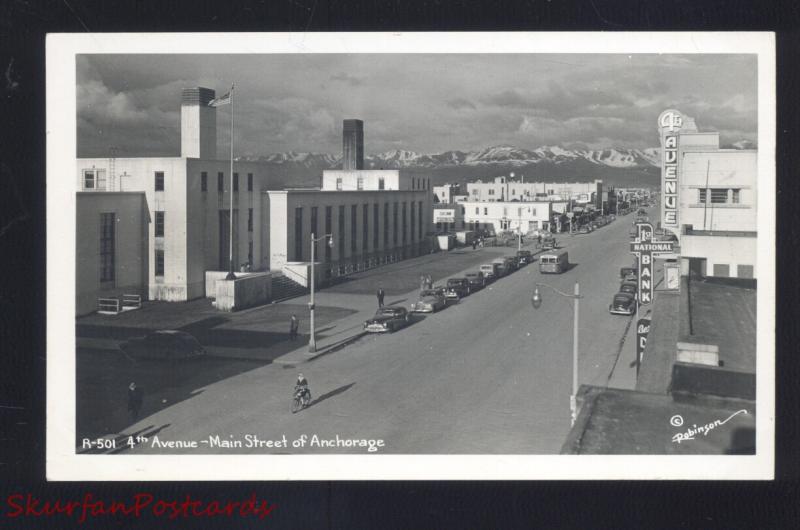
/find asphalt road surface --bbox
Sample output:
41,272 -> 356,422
115,211 -> 645,455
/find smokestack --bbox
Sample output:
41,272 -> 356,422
181,87 -> 217,159
342,119 -> 364,170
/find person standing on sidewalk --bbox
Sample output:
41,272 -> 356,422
127,382 -> 143,422
289,314 -> 299,341
377,287 -> 385,308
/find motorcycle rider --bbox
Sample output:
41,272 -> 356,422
295,373 -> 310,404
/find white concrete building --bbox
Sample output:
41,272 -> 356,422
462,200 -> 558,234
466,176 -> 603,206
77,87 -> 273,302
432,183 -> 461,204
656,109 -> 757,280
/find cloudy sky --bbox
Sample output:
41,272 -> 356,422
77,54 -> 757,158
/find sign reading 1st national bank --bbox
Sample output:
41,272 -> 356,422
658,109 -> 682,229
630,222 -> 674,305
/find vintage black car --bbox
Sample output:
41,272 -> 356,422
608,292 -> 636,315
445,277 -> 470,300
120,330 -> 205,360
516,249 -> 533,265
364,306 -> 411,333
620,281 -> 638,300
464,271 -> 486,290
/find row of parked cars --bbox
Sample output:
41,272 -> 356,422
362,249 -> 536,334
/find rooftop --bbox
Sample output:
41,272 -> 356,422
683,277 -> 757,373
562,385 -> 755,454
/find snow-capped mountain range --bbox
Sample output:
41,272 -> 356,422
242,145 -> 663,170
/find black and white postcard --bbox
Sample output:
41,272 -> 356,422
46,32 -> 775,480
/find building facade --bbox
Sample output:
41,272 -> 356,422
657,109 -> 757,280
432,183 -> 462,204
268,186 -> 433,279
466,176 -> 603,206
76,192 -> 149,315
77,87 -> 274,303
461,200 -> 559,234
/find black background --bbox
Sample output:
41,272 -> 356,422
0,0 -> 798,528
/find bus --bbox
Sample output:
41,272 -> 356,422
539,251 -> 570,274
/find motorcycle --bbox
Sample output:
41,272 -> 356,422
291,385 -> 312,413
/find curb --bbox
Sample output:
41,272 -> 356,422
273,331 -> 368,365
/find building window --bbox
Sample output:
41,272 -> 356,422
737,264 -> 754,279
512,189 -> 516,196
248,208 -> 253,232
294,207 -> 303,261
362,204 -> 369,251
402,202 -> 407,244
338,206 -> 346,257
201,171 -> 208,192
713,263 -> 730,277
475,207 -> 479,215
384,202 -> 390,246
393,202 -> 398,245
373,204 -> 380,249
155,249 -> 165,277
710,189 -> 728,204
379,177 -> 385,190
484,208 -> 488,215
154,211 -> 165,237
418,201 -> 423,240
218,172 -> 224,192
351,205 -> 358,253
732,189 -> 741,204
357,177 -> 364,190
83,169 -> 107,191
410,202 -> 415,241
155,171 -> 165,191
233,173 -> 239,192
247,173 -> 253,192
99,213 -> 115,282
248,242 -> 253,265
325,206 -> 332,261
698,189 -> 707,203
336,177 -> 343,191
488,189 -> 495,195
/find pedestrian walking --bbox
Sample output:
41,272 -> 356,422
472,239 -> 477,250
127,382 -> 143,422
377,287 -> 385,308
289,314 -> 299,341
425,274 -> 433,290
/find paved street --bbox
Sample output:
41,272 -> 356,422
78,210 -> 648,454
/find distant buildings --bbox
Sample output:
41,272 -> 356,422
466,176 -> 605,209
432,183 -> 461,204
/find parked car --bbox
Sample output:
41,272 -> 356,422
465,271 -> 486,290
120,330 -> 205,360
577,225 -> 592,234
516,249 -> 533,265
480,262 -> 501,281
410,289 -> 448,313
364,306 -> 411,333
445,278 -> 471,300
492,258 -> 509,278
619,267 -> 638,282
619,281 -> 638,299
503,255 -> 519,273
608,292 -> 636,315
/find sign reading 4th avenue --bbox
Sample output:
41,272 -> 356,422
630,222 -> 674,305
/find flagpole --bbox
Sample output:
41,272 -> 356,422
227,84 -> 235,280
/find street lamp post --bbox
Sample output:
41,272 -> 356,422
308,232 -> 334,353
531,281 -> 582,426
